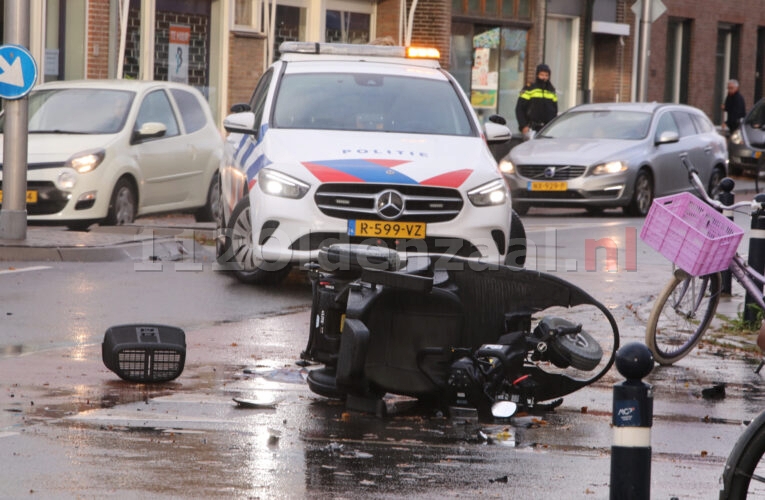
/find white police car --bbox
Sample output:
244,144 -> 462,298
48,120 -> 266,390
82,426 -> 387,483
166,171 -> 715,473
217,42 -> 523,284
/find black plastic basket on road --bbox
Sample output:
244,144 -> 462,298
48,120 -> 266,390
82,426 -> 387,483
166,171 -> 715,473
102,324 -> 186,383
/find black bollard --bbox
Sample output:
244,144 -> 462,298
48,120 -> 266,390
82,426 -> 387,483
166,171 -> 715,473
716,178 -> 735,295
610,342 -> 654,500
744,194 -> 765,324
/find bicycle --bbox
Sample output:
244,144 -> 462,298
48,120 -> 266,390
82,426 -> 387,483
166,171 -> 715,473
720,409 -> 765,498
637,155 -> 765,497
642,154 -> 765,366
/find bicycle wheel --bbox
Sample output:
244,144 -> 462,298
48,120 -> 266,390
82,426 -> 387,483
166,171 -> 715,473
721,411 -> 765,498
645,270 -> 721,365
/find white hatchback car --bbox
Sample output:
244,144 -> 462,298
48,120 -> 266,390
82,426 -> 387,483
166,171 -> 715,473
217,42 -> 524,285
0,79 -> 225,230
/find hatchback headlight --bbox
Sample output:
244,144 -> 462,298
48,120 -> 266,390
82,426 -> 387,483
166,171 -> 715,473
730,129 -> 743,145
65,149 -> 105,174
258,168 -> 310,199
56,170 -> 77,190
591,160 -> 627,175
498,158 -> 515,175
467,179 -> 508,206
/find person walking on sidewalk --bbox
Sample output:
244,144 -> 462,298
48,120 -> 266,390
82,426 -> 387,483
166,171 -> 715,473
723,79 -> 746,133
515,63 -> 558,138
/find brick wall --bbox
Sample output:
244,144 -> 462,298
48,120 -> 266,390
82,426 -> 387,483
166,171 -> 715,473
228,33 -> 267,110
634,0 -> 765,119
386,0 -> 451,68
87,0 -> 111,78
519,0 -> 545,86
375,0 -> 401,43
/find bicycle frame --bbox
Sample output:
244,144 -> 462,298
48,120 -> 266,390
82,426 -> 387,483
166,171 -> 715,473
730,255 -> 765,309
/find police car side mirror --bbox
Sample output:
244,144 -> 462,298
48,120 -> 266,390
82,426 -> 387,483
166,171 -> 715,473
223,111 -> 257,136
487,114 -> 507,126
230,103 -> 251,113
485,121 -> 512,144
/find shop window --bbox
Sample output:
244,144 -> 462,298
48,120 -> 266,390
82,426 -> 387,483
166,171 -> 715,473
454,0 -> 532,20
485,0 -> 498,17
325,10 -> 370,44
453,25 -> 527,129
272,5 -> 307,59
517,0 -> 530,18
664,19 -> 691,104
234,0 -> 260,30
714,23 -> 741,124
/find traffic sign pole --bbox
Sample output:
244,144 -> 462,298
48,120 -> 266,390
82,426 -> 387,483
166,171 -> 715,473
0,0 -> 35,240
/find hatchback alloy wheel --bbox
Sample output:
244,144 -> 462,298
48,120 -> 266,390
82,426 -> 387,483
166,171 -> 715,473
105,178 -> 136,225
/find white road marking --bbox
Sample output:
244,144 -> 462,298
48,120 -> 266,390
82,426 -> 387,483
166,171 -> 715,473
0,265 -> 52,275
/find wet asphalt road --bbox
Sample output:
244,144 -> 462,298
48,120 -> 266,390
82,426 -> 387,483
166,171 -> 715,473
1,209 -> 764,498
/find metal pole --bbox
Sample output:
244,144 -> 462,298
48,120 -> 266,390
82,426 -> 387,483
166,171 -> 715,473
745,193 -> 765,324
636,0 -> 653,102
581,0 -> 594,104
717,179 -> 736,295
117,0 -> 129,79
0,0 -> 30,241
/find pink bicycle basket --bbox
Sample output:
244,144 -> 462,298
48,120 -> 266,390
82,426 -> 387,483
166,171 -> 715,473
640,192 -> 744,276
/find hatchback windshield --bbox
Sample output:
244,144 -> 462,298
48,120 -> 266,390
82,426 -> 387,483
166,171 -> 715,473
18,89 -> 136,134
539,110 -> 652,140
272,73 -> 474,136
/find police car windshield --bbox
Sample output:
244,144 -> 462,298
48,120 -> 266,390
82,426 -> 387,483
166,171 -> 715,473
538,110 -> 652,140
272,73 -> 474,136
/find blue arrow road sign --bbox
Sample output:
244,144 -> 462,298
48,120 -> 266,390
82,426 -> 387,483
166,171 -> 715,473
0,45 -> 37,99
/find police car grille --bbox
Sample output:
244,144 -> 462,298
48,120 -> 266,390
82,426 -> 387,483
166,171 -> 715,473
518,165 -> 586,180
314,184 -> 463,223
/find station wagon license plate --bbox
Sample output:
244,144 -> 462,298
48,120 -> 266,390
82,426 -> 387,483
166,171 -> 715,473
527,181 -> 567,191
348,219 -> 426,239
0,190 -> 38,203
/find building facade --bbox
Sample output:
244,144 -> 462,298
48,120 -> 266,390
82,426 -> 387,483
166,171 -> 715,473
10,0 -> 765,133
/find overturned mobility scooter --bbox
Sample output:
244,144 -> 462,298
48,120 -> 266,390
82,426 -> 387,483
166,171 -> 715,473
302,244 -> 620,419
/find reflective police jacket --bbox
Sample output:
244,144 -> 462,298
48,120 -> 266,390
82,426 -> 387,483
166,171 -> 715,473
515,80 -> 558,131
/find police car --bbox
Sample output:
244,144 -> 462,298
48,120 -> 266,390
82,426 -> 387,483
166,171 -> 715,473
216,42 -> 523,284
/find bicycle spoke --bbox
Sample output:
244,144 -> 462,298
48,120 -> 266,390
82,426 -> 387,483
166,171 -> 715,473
646,273 -> 721,364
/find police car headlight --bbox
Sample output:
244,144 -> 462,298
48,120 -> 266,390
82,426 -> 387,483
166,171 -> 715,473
258,168 -> 310,199
591,160 -> 628,175
468,179 -> 508,206
730,129 -> 743,145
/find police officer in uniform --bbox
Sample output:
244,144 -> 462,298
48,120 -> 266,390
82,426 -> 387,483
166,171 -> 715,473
515,63 -> 558,137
